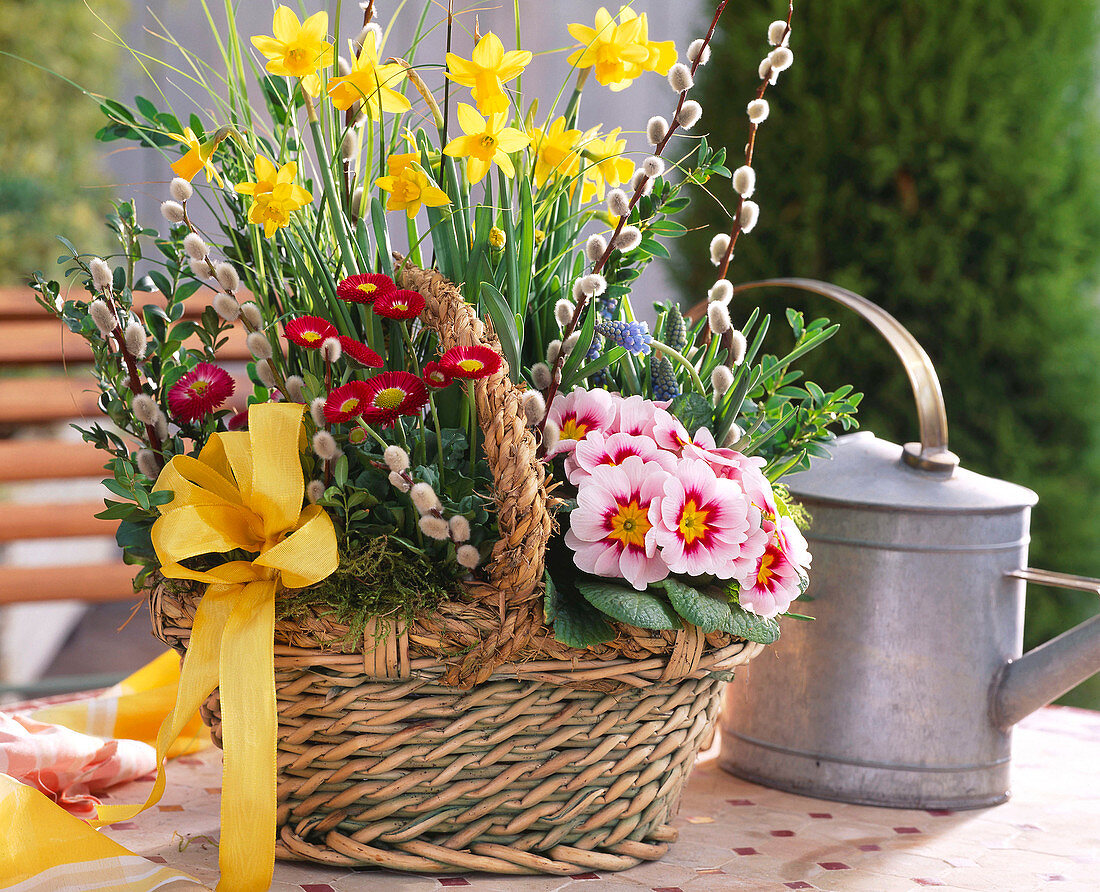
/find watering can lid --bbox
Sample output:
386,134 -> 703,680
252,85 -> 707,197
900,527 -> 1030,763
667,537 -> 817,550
785,432 -> 1038,512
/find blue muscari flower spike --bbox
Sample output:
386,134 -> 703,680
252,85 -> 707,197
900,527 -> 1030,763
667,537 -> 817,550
597,295 -> 619,321
651,355 -> 679,401
595,319 -> 652,356
585,338 -> 611,388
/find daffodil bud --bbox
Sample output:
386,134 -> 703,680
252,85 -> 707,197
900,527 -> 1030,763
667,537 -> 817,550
676,100 -> 702,130
161,201 -> 185,224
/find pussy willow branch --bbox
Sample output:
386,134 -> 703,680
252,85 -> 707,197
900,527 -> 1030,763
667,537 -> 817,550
717,1 -> 794,280
98,289 -> 163,455
538,0 -> 730,435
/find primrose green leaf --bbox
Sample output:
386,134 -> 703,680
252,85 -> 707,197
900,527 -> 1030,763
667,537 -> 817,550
577,580 -> 681,630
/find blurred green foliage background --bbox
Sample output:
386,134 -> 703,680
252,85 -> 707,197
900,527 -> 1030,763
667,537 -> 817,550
0,0 -> 125,285
679,1 -> 1100,707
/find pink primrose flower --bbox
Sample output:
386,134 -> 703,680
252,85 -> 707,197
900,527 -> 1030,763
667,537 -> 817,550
680,436 -> 779,516
545,386 -> 616,458
607,394 -> 671,439
735,516 -> 806,618
565,430 -> 678,485
564,455 -> 671,590
651,458 -> 759,579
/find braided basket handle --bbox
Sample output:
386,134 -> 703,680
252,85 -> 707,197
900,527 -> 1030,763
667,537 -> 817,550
398,264 -> 552,612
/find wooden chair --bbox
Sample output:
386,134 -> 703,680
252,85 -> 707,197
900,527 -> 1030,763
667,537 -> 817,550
0,286 -> 251,606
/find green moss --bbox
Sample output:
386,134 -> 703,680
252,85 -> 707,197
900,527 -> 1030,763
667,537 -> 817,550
276,535 -> 462,645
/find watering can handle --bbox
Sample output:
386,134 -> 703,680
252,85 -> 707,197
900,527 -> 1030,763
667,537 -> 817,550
726,278 -> 960,473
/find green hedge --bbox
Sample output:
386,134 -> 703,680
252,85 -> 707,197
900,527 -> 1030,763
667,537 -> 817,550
0,0 -> 124,285
678,1 -> 1100,707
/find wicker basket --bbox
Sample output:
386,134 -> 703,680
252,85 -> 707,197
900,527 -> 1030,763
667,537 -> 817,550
148,264 -> 767,874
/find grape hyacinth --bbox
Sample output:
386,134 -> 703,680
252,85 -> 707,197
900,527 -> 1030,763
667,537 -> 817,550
651,355 -> 679,401
595,320 -> 652,356
664,304 -> 688,353
584,338 -> 611,388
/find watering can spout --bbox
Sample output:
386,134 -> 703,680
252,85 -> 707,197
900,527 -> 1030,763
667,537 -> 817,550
992,569 -> 1100,730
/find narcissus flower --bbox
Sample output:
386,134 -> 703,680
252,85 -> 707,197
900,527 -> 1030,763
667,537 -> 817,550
251,6 -> 333,97
565,455 -> 670,590
651,458 -> 760,579
337,336 -> 383,368
567,7 -> 650,91
285,315 -> 338,348
167,362 -> 235,423
168,127 -> 226,184
443,103 -> 531,184
446,32 -> 532,116
234,158 -> 312,237
336,273 -> 397,304
528,117 -> 582,188
373,289 -> 425,320
581,127 -> 634,201
327,30 -> 410,118
545,386 -> 616,458
439,345 -> 502,380
376,160 -> 450,218
359,371 -> 429,427
422,361 -> 452,388
323,381 -> 372,423
622,7 -> 677,76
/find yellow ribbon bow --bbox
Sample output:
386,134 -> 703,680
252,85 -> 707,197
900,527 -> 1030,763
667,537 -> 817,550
96,402 -> 339,892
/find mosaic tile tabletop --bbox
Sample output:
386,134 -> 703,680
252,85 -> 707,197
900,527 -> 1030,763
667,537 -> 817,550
85,706 -> 1099,891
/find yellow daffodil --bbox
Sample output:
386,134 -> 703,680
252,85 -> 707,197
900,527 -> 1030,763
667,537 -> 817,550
234,157 -> 312,237
168,127 -> 224,184
376,159 -> 450,218
446,32 -> 532,116
251,6 -> 332,97
327,31 -> 410,119
443,103 -> 530,184
567,7 -> 650,91
384,151 -> 420,177
581,127 -> 634,201
528,117 -> 583,188
621,8 -> 677,76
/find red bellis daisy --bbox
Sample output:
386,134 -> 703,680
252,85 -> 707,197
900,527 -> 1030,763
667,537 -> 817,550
439,344 -> 502,379
373,289 -> 425,320
336,273 -> 397,304
359,371 -> 429,427
285,315 -> 338,348
167,362 -> 235,423
422,361 -> 452,388
323,381 -> 372,423
338,336 -> 384,368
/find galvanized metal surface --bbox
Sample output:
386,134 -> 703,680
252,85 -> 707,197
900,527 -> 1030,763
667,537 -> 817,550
719,432 -> 1100,809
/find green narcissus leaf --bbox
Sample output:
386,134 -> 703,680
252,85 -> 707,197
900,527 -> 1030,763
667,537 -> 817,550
576,580 -> 680,630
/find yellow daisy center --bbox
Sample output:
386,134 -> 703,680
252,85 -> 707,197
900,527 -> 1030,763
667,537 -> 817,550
339,397 -> 360,414
373,387 -> 406,410
189,380 -> 210,396
302,331 -> 322,343
678,498 -> 710,546
357,282 -> 378,294
457,358 -> 484,373
607,499 -> 651,550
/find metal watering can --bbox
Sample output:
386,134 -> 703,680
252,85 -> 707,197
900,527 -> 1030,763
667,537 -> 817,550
715,279 -> 1100,809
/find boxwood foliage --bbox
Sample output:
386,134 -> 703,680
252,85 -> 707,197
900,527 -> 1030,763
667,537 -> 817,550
677,0 -> 1100,706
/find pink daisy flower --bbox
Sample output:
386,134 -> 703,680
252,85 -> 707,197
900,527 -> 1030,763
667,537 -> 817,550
337,336 -> 384,369
373,289 -> 425,320
735,517 -> 806,618
545,386 -> 616,459
439,345 -> 502,380
323,381 -> 372,423
565,430 -> 678,485
565,455 -> 671,591
285,315 -> 338,348
167,362 -> 235,423
358,371 -> 429,427
650,458 -> 760,579
422,361 -> 452,388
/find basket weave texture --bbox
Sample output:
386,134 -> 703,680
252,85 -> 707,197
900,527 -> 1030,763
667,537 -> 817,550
147,265 -> 767,874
